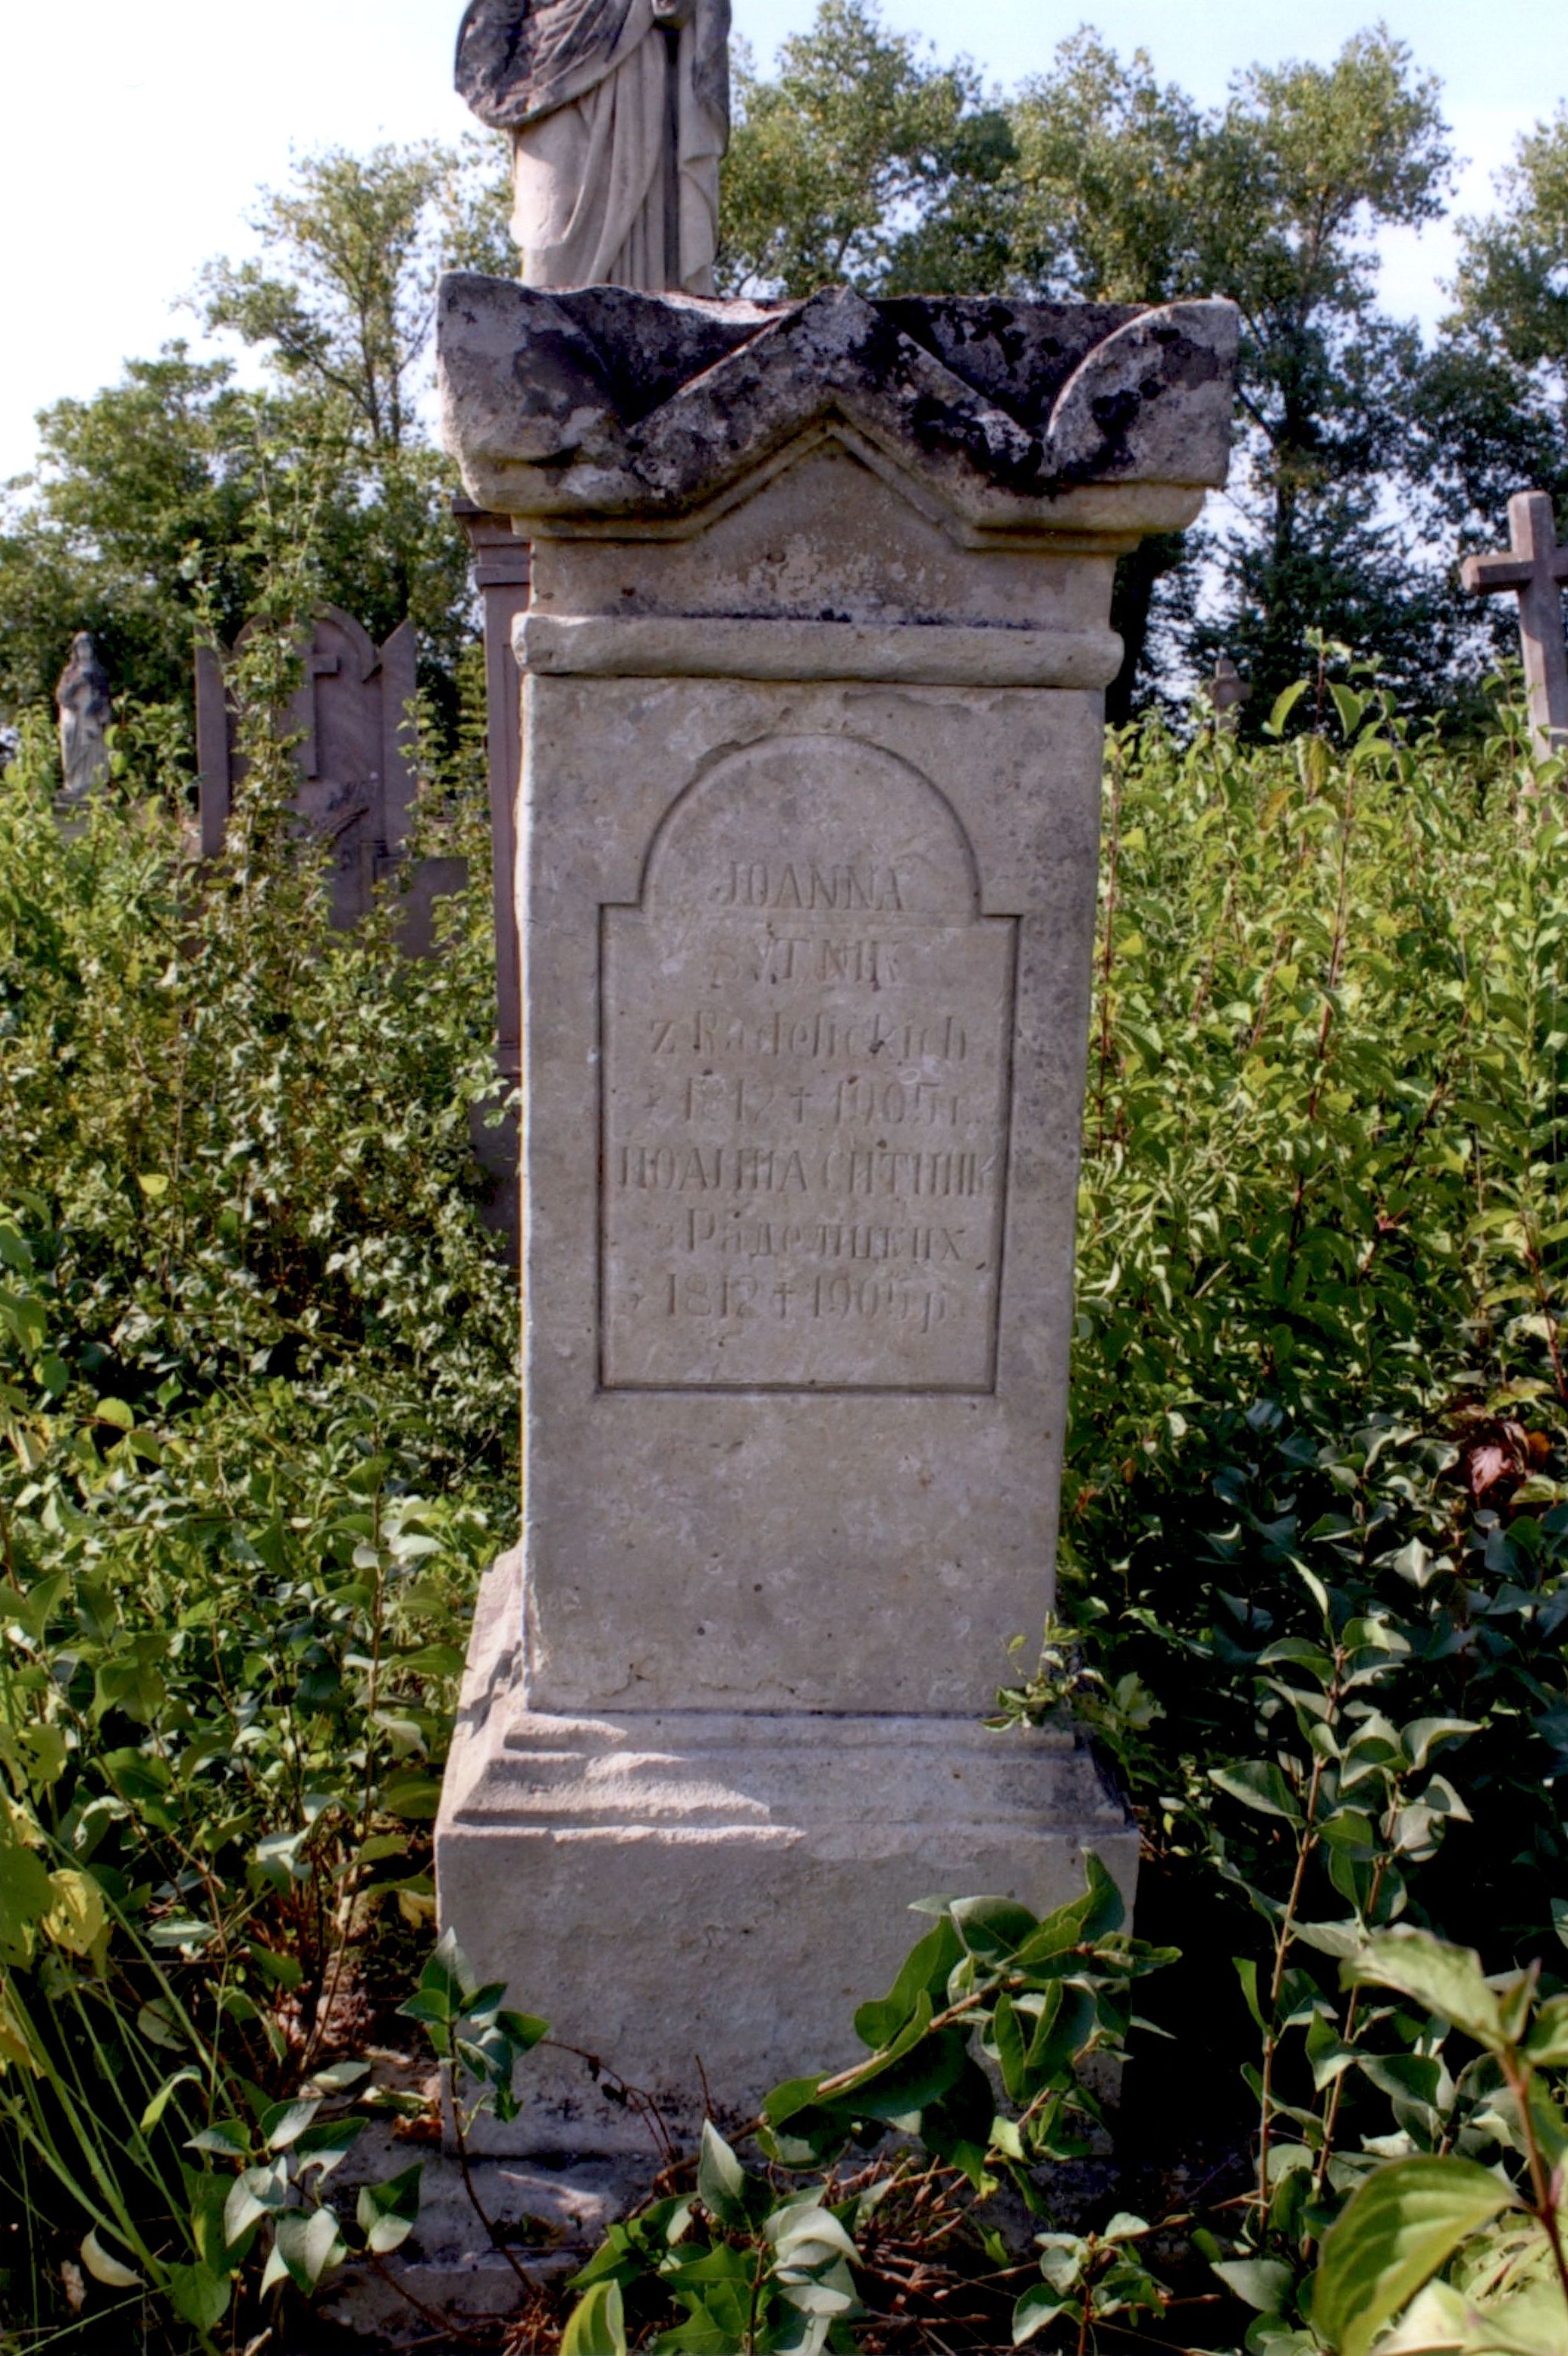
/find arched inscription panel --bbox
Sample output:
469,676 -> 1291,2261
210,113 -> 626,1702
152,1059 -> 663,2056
601,735 -> 1016,1390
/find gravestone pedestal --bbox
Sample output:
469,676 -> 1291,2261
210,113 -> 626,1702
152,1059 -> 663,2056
435,281 -> 1237,2151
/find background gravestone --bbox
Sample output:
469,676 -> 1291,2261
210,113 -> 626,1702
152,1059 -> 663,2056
453,500 -> 527,1093
195,606 -> 439,933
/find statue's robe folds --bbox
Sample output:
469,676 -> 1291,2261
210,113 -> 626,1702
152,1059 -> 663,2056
456,0 -> 729,294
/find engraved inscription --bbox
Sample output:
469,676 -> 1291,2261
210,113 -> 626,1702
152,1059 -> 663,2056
601,735 -> 1015,1389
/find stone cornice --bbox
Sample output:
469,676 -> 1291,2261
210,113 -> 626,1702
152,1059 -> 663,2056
439,278 -> 1238,540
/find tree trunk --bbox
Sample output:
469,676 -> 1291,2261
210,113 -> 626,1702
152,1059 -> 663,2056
1107,536 -> 1187,723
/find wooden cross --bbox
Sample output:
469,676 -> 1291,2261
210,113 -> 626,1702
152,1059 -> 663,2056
1461,491 -> 1568,761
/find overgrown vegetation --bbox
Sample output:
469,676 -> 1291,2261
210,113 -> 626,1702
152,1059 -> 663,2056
4,3 -> 1568,2341
720,4 -> 1568,718
7,632 -> 1568,2348
0,591 -> 516,2347
5,6 -> 1566,734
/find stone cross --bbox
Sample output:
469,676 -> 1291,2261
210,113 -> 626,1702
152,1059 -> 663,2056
302,648 -> 342,780
434,275 -> 1239,2152
1460,491 -> 1568,761
54,632 -> 113,807
1204,652 -> 1253,734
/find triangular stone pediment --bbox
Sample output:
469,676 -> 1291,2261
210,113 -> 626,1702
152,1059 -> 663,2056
440,279 -> 1238,531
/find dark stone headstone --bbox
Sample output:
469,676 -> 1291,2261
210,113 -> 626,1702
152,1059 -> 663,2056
196,607 -> 424,931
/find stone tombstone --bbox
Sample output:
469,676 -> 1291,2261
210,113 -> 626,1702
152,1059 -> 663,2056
435,278 -> 1239,2150
196,607 -> 422,930
55,632 -> 113,807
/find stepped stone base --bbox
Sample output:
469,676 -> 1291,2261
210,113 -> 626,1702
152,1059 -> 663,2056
435,1552 -> 1137,2156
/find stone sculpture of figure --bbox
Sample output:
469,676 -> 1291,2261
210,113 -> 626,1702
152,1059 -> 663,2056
55,633 -> 113,806
455,0 -> 729,295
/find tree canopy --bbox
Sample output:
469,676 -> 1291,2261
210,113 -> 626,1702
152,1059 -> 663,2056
1,6 -> 1564,736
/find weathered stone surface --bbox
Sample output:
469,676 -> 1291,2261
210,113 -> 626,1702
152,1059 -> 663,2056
601,733 -> 1013,1393
321,2102 -> 643,2343
438,278 -> 1237,524
55,632 -> 112,807
435,279 -> 1237,2151
444,1554 -> 1137,2154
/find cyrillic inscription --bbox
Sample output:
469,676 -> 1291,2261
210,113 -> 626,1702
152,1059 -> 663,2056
601,735 -> 1014,1388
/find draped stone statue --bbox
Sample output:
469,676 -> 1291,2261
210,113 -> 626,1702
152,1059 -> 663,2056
455,0 -> 729,294
55,634 -> 113,807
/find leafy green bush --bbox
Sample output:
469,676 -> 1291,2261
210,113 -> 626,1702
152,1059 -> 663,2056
1004,674 -> 1568,2342
8,643 -> 1568,2351
557,1859 -> 1172,2355
0,610 -> 514,2345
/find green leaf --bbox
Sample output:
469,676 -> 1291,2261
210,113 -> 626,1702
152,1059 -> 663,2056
852,1915 -> 962,2050
561,2279 -> 628,2355
1236,1956 -> 1268,2031
1329,682 -> 1366,740
697,2120 -> 748,2226
1025,1981 -> 1095,2080
1400,1718 -> 1480,1772
1214,2256 -> 1295,2314
1344,1931 -> 1507,2050
1526,1994 -> 1568,2066
993,1990 -> 1030,2104
225,2160 -> 287,2245
249,1946 -> 303,1992
93,1639 -> 168,1727
1266,680 -> 1309,736
949,1895 -> 1041,1959
381,1771 -> 445,1821
357,2162 -> 424,2255
1310,2156 -> 1519,2355
497,2007 -> 550,2053
1211,1761 -> 1303,1824
187,2119 -> 251,2159
140,2066 -> 202,2132
81,2228 -> 143,2289
260,2096 -> 321,2151
0,1842 -> 55,1965
265,2206 -> 347,2293
395,1642 -> 466,1678
167,2260 -> 232,2332
304,2059 -> 371,2094
293,2116 -> 363,2176
1014,2280 -> 1070,2342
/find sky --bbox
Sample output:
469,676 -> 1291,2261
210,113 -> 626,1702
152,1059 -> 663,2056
1,0 -> 1565,487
